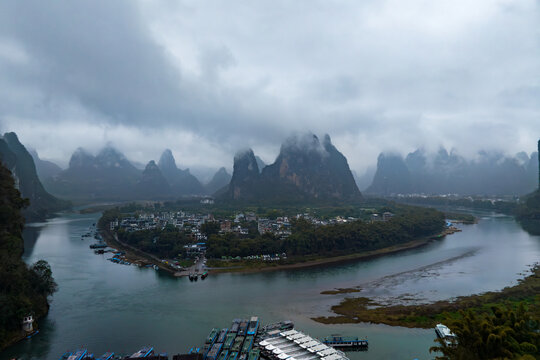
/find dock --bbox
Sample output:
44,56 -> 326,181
259,329 -> 351,360
56,317 -> 365,360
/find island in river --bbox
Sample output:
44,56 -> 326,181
96,202 -> 452,274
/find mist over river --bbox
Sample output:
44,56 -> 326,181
2,211 -> 539,360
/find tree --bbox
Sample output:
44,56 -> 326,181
430,304 -> 539,359
201,221 -> 220,236
31,260 -> 57,296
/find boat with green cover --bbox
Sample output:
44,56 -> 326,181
227,351 -> 239,360
231,336 -> 244,352
206,328 -> 220,344
248,349 -> 260,360
217,350 -> 229,360
223,333 -> 236,349
241,336 -> 254,354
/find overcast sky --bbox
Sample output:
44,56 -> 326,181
0,0 -> 539,177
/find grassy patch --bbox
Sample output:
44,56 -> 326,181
314,266 -> 540,328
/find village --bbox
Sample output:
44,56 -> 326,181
101,209 -> 397,272
108,210 -> 396,243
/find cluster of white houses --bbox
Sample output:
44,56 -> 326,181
109,211 -> 297,240
110,211 -> 211,241
370,212 -> 394,222
109,210 -> 395,243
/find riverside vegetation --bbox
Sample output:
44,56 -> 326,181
315,265 -> 540,359
0,163 -> 57,350
516,190 -> 540,235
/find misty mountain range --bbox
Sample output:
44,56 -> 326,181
366,148 -> 539,196
1,130 -> 539,216
38,132 -> 361,204
40,147 -> 232,201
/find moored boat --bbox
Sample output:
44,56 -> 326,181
238,320 -> 248,336
67,349 -> 87,360
248,348 -> 260,360
128,346 -> 154,358
230,319 -> 241,333
217,350 -> 229,360
231,336 -> 245,352
89,243 -> 107,249
217,328 -> 229,343
96,352 -> 114,360
206,327 -> 220,344
206,342 -> 223,360
59,352 -> 72,360
26,329 -> 39,339
435,323 -> 457,346
321,335 -> 368,350
261,320 -> 293,333
247,316 -> 259,336
224,333 -> 237,349
241,336 -> 254,354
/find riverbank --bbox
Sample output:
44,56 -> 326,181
313,263 -> 540,328
210,238 -> 431,274
1,326 -> 41,352
99,220 -> 461,276
99,228 -> 177,274
208,225 -> 461,274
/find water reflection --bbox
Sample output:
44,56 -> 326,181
519,219 -> 540,235
22,225 -> 41,259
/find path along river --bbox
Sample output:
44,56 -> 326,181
2,211 -> 539,360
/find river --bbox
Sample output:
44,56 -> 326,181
1,211 -> 539,360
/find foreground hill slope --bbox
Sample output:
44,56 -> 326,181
0,162 -> 56,350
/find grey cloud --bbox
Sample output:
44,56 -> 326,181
0,0 -> 539,174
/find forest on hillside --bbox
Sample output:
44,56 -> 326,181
0,163 -> 56,350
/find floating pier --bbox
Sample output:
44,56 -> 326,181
259,330 -> 352,360
321,336 -> 368,351
57,317 -> 365,360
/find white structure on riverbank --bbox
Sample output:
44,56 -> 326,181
22,315 -> 34,333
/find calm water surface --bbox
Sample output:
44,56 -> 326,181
2,212 -> 539,360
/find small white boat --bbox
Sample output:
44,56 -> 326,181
435,323 -> 457,346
